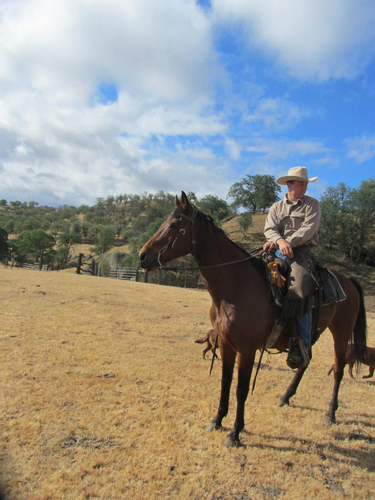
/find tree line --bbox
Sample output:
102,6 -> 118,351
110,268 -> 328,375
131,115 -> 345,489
0,175 -> 374,269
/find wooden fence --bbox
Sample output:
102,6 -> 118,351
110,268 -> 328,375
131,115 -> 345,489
109,268 -> 139,281
12,251 -> 205,290
22,263 -> 48,271
108,266 -> 205,289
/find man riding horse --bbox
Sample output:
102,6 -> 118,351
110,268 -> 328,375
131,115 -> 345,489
263,166 -> 320,369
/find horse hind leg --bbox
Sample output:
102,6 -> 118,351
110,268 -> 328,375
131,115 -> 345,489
325,365 -> 344,424
325,327 -> 348,424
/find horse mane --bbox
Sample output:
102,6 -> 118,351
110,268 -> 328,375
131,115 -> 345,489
190,206 -> 267,278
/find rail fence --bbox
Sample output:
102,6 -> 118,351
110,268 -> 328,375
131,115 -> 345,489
9,255 -> 206,290
22,263 -> 48,271
109,268 -> 139,281
108,266 -> 205,289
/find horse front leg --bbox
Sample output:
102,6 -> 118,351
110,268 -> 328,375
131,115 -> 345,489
206,343 -> 236,432
277,366 -> 308,407
225,351 -> 256,448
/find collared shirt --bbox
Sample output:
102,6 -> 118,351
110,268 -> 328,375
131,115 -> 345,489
264,194 -> 321,248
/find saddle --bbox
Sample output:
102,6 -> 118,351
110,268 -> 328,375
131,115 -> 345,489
263,251 -> 347,349
264,251 -> 346,309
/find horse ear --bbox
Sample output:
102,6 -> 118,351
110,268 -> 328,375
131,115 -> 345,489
175,195 -> 182,209
181,191 -> 190,210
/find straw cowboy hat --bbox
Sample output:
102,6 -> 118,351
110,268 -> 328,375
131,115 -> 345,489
276,166 -> 318,185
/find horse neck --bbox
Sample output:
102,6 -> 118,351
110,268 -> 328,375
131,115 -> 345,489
193,218 -> 260,302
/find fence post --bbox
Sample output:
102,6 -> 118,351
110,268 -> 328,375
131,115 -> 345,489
39,251 -> 44,271
136,268 -> 139,282
77,253 -> 83,274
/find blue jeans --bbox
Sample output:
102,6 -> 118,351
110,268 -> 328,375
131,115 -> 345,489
295,311 -> 312,352
275,249 -> 286,261
277,250 -> 312,351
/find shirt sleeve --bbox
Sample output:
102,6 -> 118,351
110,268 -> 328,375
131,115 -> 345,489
286,200 -> 321,247
264,204 -> 284,245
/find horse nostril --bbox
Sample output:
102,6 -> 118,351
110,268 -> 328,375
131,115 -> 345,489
140,252 -> 146,262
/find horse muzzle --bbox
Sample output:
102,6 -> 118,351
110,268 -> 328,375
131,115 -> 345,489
139,251 -> 159,271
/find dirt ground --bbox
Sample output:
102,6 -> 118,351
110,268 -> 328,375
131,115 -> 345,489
1,267 -> 375,500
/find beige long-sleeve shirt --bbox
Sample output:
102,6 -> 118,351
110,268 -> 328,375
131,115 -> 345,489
264,195 -> 321,248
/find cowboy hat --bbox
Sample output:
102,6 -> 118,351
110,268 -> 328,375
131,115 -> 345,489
276,166 -> 318,185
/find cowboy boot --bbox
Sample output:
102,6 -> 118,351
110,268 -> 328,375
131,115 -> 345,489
287,320 -> 310,369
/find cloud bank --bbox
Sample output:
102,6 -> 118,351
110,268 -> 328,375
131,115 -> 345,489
0,0 -> 374,206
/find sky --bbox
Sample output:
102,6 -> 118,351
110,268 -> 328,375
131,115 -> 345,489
0,0 -> 375,207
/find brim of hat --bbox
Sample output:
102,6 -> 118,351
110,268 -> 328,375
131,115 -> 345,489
277,175 -> 318,185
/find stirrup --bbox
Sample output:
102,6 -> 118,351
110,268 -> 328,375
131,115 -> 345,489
287,337 -> 310,369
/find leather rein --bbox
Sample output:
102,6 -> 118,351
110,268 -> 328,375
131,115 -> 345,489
156,205 -> 263,272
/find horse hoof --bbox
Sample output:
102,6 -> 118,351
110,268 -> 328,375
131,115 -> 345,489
224,436 -> 240,448
206,422 -> 221,432
276,398 -> 288,407
324,414 -> 336,425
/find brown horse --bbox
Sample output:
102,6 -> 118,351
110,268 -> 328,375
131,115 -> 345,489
139,192 -> 367,446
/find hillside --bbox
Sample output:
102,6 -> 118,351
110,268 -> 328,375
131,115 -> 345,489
2,196 -> 375,294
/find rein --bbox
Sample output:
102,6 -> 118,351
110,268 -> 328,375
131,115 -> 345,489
156,205 -> 263,272
159,248 -> 264,272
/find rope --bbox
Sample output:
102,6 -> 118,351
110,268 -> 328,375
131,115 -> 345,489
159,247 -> 264,272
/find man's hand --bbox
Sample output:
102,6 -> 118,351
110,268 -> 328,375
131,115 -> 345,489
277,238 -> 294,258
263,241 -> 276,252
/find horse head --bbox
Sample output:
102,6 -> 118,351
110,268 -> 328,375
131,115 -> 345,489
139,191 -> 197,271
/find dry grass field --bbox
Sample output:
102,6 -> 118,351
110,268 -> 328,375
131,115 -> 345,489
1,266 -> 375,500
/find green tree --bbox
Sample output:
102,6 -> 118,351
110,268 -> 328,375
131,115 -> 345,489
198,195 -> 233,221
58,230 -> 82,252
15,230 -> 55,260
55,247 -> 70,268
50,221 -> 70,238
91,225 -> 116,255
237,212 -> 253,241
350,179 -> 375,259
0,228 -> 9,260
319,180 -> 375,262
228,174 -> 281,212
319,186 -> 351,250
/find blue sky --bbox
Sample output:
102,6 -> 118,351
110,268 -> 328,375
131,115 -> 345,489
0,0 -> 374,207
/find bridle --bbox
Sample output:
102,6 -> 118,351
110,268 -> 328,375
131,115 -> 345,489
157,205 -> 198,269
156,205 -> 263,271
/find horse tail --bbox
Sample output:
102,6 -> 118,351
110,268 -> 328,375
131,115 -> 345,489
349,277 -> 367,365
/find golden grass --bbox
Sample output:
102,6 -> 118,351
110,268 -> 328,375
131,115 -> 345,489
1,267 -> 375,499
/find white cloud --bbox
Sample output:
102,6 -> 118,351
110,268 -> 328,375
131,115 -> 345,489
246,138 -> 333,162
0,0 -> 215,102
0,0 -> 372,207
212,0 -> 375,80
245,97 -> 309,132
0,0 -> 230,205
225,138 -> 241,160
345,135 -> 375,164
